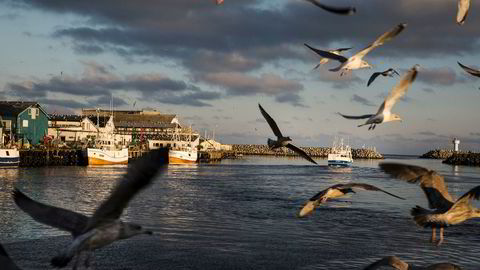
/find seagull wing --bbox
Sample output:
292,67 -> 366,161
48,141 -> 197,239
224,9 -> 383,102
458,61 -> 480,77
448,185 -> 480,213
303,0 -> 356,15
341,183 -> 405,200
363,256 -> 408,270
13,188 -> 89,237
258,103 -> 283,138
0,243 -> 21,270
304,43 -> 348,63
285,143 -> 318,165
382,65 -> 418,113
334,47 -> 352,53
457,0 -> 470,25
355,23 -> 407,59
338,112 -> 374,120
85,148 -> 167,230
379,163 -> 454,209
367,72 -> 382,87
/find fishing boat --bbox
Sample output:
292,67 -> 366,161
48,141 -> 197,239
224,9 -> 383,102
148,127 -> 198,164
0,148 -> 20,167
328,138 -> 353,167
85,115 -> 128,165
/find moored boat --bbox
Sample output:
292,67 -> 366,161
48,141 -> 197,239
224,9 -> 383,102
0,148 -> 20,167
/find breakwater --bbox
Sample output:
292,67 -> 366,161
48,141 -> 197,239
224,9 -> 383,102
231,144 -> 383,159
443,152 -> 480,166
419,149 -> 459,159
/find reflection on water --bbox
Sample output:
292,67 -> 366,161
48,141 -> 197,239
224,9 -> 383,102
1,157 -> 480,269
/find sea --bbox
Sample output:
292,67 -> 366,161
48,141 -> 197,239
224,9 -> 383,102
1,155 -> 480,269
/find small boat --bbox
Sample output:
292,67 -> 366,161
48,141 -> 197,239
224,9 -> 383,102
328,138 -> 353,167
0,148 -> 20,167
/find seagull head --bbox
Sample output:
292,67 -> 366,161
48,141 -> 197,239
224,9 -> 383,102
360,61 -> 372,69
121,223 -> 154,239
297,201 -> 316,218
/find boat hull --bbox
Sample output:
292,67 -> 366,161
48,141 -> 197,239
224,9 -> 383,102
169,150 -> 197,164
0,149 -> 20,167
86,148 -> 128,165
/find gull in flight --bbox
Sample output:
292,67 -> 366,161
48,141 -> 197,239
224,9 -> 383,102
303,0 -> 356,15
0,243 -> 21,270
306,23 -> 406,76
298,183 -> 404,217
367,68 -> 400,87
457,0 -> 470,25
457,61 -> 480,77
364,256 -> 462,270
258,103 -> 317,165
379,162 -> 480,246
338,65 -> 418,130
304,43 -> 351,69
13,148 -> 167,269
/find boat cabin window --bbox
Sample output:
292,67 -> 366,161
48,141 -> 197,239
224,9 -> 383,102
6,151 -> 9,156
160,143 -> 163,147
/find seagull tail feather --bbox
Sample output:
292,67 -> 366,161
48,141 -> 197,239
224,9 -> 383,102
267,138 -> 276,149
411,205 -> 437,227
51,253 -> 74,268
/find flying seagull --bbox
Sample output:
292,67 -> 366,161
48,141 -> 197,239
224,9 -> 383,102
457,61 -> 480,77
457,0 -> 470,25
0,243 -> 21,270
304,43 -> 351,69
303,0 -> 356,15
367,68 -> 400,87
338,64 -> 418,130
364,256 -> 462,270
13,148 -> 168,268
379,162 -> 480,246
258,103 -> 317,165
304,23 -> 406,76
298,183 -> 404,217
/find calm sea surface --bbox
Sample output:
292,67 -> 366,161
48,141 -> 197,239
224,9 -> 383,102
1,156 -> 480,269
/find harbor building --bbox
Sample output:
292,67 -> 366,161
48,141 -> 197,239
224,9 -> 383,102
0,101 -> 48,145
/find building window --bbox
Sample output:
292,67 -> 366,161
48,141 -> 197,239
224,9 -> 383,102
22,120 -> 28,127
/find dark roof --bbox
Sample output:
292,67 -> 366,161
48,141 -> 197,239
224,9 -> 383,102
48,114 -> 83,122
86,116 -> 111,128
0,101 -> 39,117
114,114 -> 177,128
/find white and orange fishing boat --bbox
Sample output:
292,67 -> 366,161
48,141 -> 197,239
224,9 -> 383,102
148,127 -> 198,164
86,128 -> 128,165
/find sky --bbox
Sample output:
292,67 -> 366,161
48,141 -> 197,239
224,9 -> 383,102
0,0 -> 479,155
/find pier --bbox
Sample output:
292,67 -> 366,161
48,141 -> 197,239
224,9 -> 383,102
19,149 -> 82,167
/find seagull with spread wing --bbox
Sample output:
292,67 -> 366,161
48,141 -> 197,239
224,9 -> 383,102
458,61 -> 480,77
258,103 -> 317,165
364,256 -> 462,270
304,43 -> 351,69
298,183 -> 404,217
338,64 -> 418,130
305,23 -> 406,76
0,243 -> 21,270
13,148 -> 167,269
303,0 -> 356,15
379,162 -> 480,246
457,0 -> 470,25
367,68 -> 400,87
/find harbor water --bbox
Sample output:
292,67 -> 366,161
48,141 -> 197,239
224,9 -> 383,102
1,156 -> 480,269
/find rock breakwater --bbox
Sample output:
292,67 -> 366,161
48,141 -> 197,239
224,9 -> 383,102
443,152 -> 480,166
231,144 -> 383,159
419,149 -> 458,159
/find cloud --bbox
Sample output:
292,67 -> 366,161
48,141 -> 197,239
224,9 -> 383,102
351,94 -> 376,107
416,67 -> 465,86
4,61 -> 221,107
